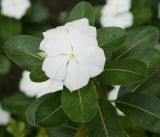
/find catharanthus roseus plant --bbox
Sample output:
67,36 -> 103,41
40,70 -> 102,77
2,1 -> 160,137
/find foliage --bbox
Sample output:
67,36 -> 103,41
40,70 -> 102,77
1,0 -> 160,137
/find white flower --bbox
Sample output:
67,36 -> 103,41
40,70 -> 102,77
101,0 -> 133,29
19,71 -> 63,98
0,105 -> 11,126
108,86 -> 124,116
40,18 -> 106,92
1,0 -> 31,20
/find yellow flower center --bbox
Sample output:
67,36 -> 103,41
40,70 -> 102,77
68,52 -> 76,60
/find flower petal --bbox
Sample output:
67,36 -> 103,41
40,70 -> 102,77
101,12 -> 133,28
20,71 -> 63,98
64,60 -> 90,91
69,29 -> 98,54
65,18 -> 98,54
40,26 -> 72,57
42,56 -> 68,81
102,0 -> 131,15
77,46 -> 106,77
37,80 -> 63,97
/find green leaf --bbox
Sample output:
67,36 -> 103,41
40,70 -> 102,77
97,27 -> 127,52
0,16 -> 22,40
116,92 -> 160,133
3,35 -> 42,71
30,62 -> 48,82
26,92 -> 67,128
2,93 -> 33,115
0,55 -> 11,75
132,6 -> 153,25
67,1 -> 95,25
61,83 -> 98,123
47,124 -> 77,137
143,48 -> 160,69
125,129 -> 148,137
99,59 -> 148,85
120,116 -> 141,130
114,27 -> 159,60
87,100 -> 124,137
118,70 -> 160,97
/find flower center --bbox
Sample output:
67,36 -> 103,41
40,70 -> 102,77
68,52 -> 76,60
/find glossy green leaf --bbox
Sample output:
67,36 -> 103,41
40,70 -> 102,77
29,62 -> 48,82
143,48 -> 160,69
118,70 -> 160,97
97,27 -> 127,52
114,27 -> 159,60
67,1 -> 95,25
3,35 -> 42,71
116,92 -> 160,133
87,100 -> 124,137
61,83 -> 98,123
0,55 -> 11,75
2,93 -> 33,115
26,92 -> 67,128
99,59 -> 148,85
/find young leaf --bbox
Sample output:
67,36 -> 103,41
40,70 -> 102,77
97,27 -> 127,53
116,92 -> 160,133
3,35 -> 42,71
87,100 -> 124,137
26,92 -> 67,128
114,26 -> 159,60
67,1 -> 95,25
74,125 -> 88,137
99,59 -> 148,85
61,83 -> 98,123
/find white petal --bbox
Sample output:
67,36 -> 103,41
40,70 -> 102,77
69,28 -> 98,54
0,105 -> 10,126
1,0 -> 31,19
66,18 -> 96,38
64,18 -> 98,54
64,61 -> 90,91
42,56 -> 68,81
37,80 -> 63,97
108,86 -> 124,116
65,18 -> 89,31
20,71 -> 63,98
101,12 -> 133,28
77,47 -> 106,77
19,71 -> 40,97
102,0 -> 131,14
40,27 -> 72,57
